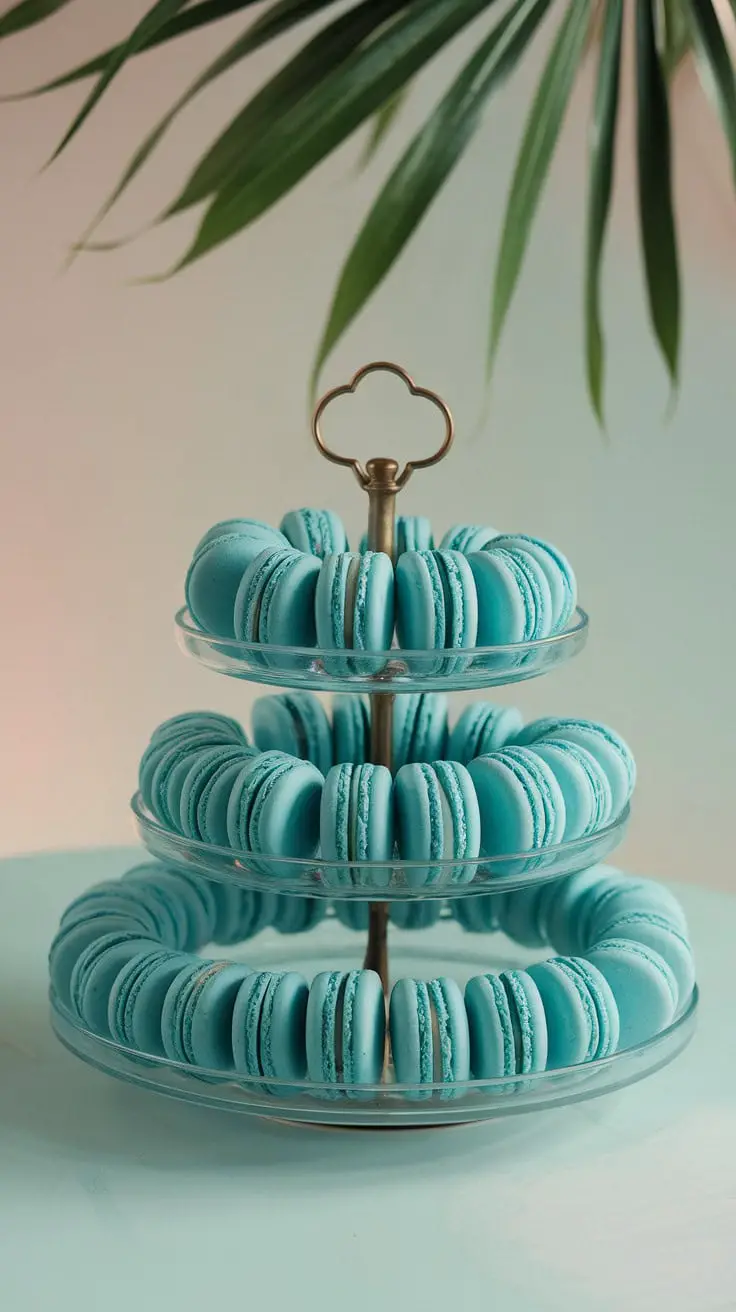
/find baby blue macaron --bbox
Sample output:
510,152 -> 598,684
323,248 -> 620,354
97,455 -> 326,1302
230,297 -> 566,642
320,762 -> 394,888
594,911 -> 695,1006
447,701 -> 523,765
491,533 -> 577,633
516,717 -> 636,817
226,750 -> 324,868
578,873 -> 689,948
392,693 -> 448,769
360,515 -> 434,556
585,938 -> 678,1048
468,746 -> 566,859
306,969 -> 385,1093
394,760 -> 481,887
107,947 -> 194,1054
332,694 -> 370,764
234,545 -> 321,648
390,977 -> 470,1096
527,955 -> 620,1067
251,691 -> 333,774
465,970 -> 548,1079
468,545 -> 552,645
186,523 -> 288,638
440,524 -> 498,553
315,551 -> 395,668
232,969 -> 310,1086
69,931 -> 159,1036
280,508 -> 348,559
395,550 -> 478,668
530,738 -> 613,840
161,959 -> 253,1068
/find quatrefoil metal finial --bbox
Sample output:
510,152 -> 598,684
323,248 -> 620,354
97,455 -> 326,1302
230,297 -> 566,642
311,361 -> 454,491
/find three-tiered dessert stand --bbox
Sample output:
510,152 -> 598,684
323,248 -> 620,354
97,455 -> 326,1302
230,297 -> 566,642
51,363 -> 698,1127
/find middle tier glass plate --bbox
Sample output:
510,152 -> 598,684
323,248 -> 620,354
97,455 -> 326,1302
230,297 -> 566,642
175,606 -> 589,693
131,791 -> 630,899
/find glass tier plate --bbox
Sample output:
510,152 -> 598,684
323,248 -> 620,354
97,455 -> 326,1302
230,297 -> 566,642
50,926 -> 698,1129
132,791 -> 631,900
174,607 -> 589,693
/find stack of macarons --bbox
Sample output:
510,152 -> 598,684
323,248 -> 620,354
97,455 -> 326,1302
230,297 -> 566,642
50,860 -> 695,1091
184,509 -> 578,654
137,706 -> 634,869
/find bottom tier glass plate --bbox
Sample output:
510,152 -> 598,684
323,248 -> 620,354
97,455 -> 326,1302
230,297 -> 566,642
131,792 -> 631,899
50,924 -> 697,1128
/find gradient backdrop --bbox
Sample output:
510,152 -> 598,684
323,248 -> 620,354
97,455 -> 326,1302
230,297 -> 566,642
0,2 -> 734,887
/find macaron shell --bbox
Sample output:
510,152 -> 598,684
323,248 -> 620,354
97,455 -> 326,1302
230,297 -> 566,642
332,695 -> 369,765
393,693 -> 448,769
526,958 -> 598,1068
468,549 -> 535,645
252,692 -> 332,773
197,752 -> 255,847
280,508 -> 348,558
467,754 -> 541,856
127,951 -> 195,1055
532,739 -> 612,840
451,895 -> 500,933
586,938 -> 678,1048
178,745 -> 250,841
150,711 -> 246,748
492,534 -> 576,632
597,913 -> 695,1006
194,520 -> 286,555
343,970 -> 385,1087
186,531 -> 283,638
395,552 -> 442,649
71,934 -> 156,1036
465,971 -> 547,1078
440,525 -> 498,553
50,917 -> 151,1008
260,551 -> 322,649
448,702 -> 523,764
253,758 -> 324,862
187,962 -> 253,1069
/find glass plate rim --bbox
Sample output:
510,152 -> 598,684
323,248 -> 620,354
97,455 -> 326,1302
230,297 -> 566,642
131,791 -> 630,876
174,605 -> 589,660
50,985 -> 698,1097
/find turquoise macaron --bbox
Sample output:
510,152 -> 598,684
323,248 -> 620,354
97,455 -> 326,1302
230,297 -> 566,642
185,523 -> 288,638
149,711 -> 247,749
451,894 -> 501,932
193,518 -> 285,555
195,750 -> 257,847
272,895 -> 326,934
280,508 -> 348,558
465,970 -> 548,1079
138,727 -> 239,817
580,874 -> 689,947
360,515 -> 434,556
395,550 -> 478,667
527,956 -> 620,1067
49,917 -> 154,1008
251,691 -> 333,774
320,762 -> 394,888
122,865 -> 219,948
447,701 -> 523,765
389,976 -> 470,1096
440,524 -> 498,553
226,751 -> 324,869
107,947 -> 194,1054
314,551 -> 395,670
306,969 -> 385,1093
161,960 -> 253,1068
332,900 -> 370,931
177,744 -> 256,841
468,746 -> 566,859
491,533 -> 577,633
594,911 -> 695,1006
516,717 -> 636,816
69,931 -> 159,1036
390,900 -> 443,929
394,760 -> 481,887
332,694 -> 370,764
468,546 -> 552,645
530,738 -> 613,840
585,938 -> 678,1048
232,969 -> 310,1086
62,878 -> 185,948
392,693 -> 448,769
495,885 -> 549,948
234,545 -> 321,649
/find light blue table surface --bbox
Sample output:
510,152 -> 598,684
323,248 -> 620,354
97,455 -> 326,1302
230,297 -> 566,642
0,848 -> 733,1312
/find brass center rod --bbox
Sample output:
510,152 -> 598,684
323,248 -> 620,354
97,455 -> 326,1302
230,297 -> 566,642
362,460 -> 399,995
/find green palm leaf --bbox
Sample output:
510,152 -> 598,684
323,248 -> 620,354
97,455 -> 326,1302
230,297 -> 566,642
0,0 -> 74,40
1,1 -> 279,100
164,0 -> 499,273
73,0 -> 352,251
489,0 -> 593,373
314,0 -> 553,390
659,0 -> 693,77
359,85 -> 412,169
584,0 -> 622,422
636,0 -> 680,383
47,0 -> 192,163
164,0 -> 406,219
686,0 -> 736,187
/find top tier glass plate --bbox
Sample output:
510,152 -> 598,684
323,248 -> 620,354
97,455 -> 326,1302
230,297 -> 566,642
175,606 -> 589,693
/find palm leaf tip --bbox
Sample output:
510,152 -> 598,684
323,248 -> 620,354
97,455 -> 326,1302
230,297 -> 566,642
584,0 -> 623,423
636,0 -> 681,384
488,0 -> 594,377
